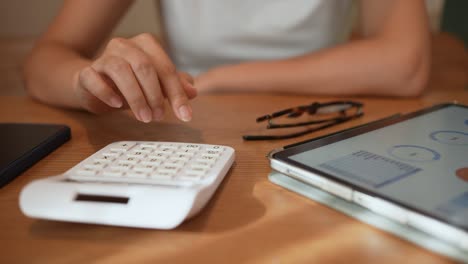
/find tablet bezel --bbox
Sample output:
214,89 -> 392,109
272,102 -> 468,232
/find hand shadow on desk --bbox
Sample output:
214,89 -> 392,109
64,109 -> 204,148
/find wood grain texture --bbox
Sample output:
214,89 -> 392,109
0,34 -> 466,263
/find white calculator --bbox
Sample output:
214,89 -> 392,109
19,141 -> 235,229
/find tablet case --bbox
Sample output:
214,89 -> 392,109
268,171 -> 468,263
0,123 -> 71,188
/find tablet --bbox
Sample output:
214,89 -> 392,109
0,123 -> 71,188
269,102 -> 468,251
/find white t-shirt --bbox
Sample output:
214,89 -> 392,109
160,0 -> 353,75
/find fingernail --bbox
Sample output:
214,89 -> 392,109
178,105 -> 192,122
186,82 -> 196,90
139,108 -> 152,123
110,97 -> 123,108
153,107 -> 164,121
187,83 -> 198,96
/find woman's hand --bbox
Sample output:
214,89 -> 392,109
73,33 -> 197,122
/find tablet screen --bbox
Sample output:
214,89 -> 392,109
279,104 -> 468,230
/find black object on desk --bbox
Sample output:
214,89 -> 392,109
0,123 -> 71,188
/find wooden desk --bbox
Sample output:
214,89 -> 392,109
0,35 -> 467,263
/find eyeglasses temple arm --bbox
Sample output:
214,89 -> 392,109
282,113 -> 401,148
256,108 -> 295,122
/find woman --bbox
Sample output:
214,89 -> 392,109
23,0 -> 430,123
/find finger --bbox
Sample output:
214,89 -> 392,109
178,73 -> 197,99
75,86 -> 114,114
178,72 -> 194,85
160,67 -> 192,122
131,33 -> 192,122
108,39 -> 166,121
78,66 -> 123,108
94,55 -> 152,123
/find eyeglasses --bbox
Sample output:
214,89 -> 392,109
242,100 -> 364,140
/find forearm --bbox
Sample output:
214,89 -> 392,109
22,0 -> 135,110
197,0 -> 430,97
196,37 -> 429,97
23,42 -> 91,109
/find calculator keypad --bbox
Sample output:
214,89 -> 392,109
68,142 -> 226,186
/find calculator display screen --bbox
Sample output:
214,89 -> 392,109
276,104 -> 468,230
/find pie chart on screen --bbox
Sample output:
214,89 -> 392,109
456,168 -> 468,182
388,145 -> 440,162
430,130 -> 468,145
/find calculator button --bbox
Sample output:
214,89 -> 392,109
190,163 -> 211,170
206,146 -> 224,152
187,167 -> 207,173
193,160 -> 212,167
150,172 -> 173,179
175,150 -> 196,156
165,159 -> 186,167
84,161 -> 106,169
102,170 -> 123,177
161,148 -> 175,153
140,143 -> 159,149
159,144 -> 179,150
133,165 -> 156,173
110,164 -> 132,171
126,171 -> 148,179
77,169 -> 98,176
102,152 -> 120,157
140,159 -> 162,166
148,151 -> 167,157
201,153 -> 220,158
170,154 -> 191,162
185,169 -> 206,176
126,151 -> 146,158
110,142 -> 135,152
158,166 -> 179,174
93,157 -> 114,163
134,147 -> 152,153
205,149 -> 223,155
181,144 -> 201,151
178,174 -> 202,181
196,157 -> 217,164
162,164 -> 179,170
109,149 -> 122,154
118,157 -> 138,165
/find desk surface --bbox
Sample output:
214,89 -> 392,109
0,35 -> 467,263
